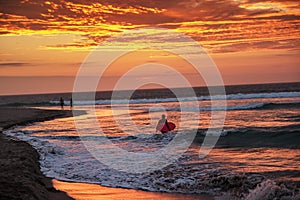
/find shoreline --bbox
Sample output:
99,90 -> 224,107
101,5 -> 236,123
0,107 -> 214,200
0,107 -> 81,200
1,106 -> 299,199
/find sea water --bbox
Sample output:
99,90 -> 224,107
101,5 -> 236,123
4,83 -> 300,198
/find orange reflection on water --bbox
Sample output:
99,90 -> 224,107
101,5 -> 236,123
199,148 -> 300,181
53,179 -> 212,200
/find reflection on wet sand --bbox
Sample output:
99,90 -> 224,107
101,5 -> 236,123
53,179 -> 213,200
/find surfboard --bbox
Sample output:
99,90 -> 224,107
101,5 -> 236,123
156,122 -> 176,133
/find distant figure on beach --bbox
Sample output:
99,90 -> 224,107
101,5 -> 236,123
156,114 -> 173,133
70,98 -> 73,109
60,97 -> 64,110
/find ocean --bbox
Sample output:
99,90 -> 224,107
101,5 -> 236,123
3,82 -> 300,198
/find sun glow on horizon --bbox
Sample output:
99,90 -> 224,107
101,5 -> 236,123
0,0 -> 299,94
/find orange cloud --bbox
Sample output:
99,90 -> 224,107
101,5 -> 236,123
0,0 -> 299,53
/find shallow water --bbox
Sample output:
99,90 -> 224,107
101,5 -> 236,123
4,91 -> 300,197
53,179 -> 213,200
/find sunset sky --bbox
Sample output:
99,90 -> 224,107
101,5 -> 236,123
0,0 -> 299,95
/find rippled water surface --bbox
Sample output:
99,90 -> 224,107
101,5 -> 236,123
5,93 -> 300,197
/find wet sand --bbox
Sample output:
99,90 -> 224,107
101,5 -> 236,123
0,107 -> 77,200
53,180 -> 212,200
0,107 -> 82,130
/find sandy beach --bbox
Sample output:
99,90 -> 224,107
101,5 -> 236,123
0,107 -> 77,200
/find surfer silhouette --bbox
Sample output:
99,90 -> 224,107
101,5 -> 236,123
60,97 -> 64,110
156,114 -> 173,133
70,97 -> 73,109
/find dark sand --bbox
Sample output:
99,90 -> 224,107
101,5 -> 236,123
0,107 -> 80,200
0,107 -> 84,130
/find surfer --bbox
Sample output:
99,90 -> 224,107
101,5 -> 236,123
60,97 -> 64,110
156,114 -> 171,133
70,97 -> 73,108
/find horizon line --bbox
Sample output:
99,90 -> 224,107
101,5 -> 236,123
1,81 -> 299,97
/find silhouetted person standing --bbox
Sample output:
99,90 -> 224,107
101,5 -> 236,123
70,98 -> 73,109
60,97 -> 64,110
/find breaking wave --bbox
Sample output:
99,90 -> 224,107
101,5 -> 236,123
49,91 -> 300,106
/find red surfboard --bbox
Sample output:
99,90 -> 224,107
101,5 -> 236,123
156,122 -> 176,133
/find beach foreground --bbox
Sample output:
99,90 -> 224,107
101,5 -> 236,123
0,133 -> 74,200
0,107 -> 213,200
0,107 -> 77,200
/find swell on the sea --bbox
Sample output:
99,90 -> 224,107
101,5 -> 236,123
4,126 -> 300,199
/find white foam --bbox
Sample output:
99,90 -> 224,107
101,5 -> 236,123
50,91 -> 300,106
3,129 -> 65,164
245,180 -> 279,200
125,102 -> 266,113
3,127 -> 220,194
226,91 -> 300,100
3,121 -> 299,198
